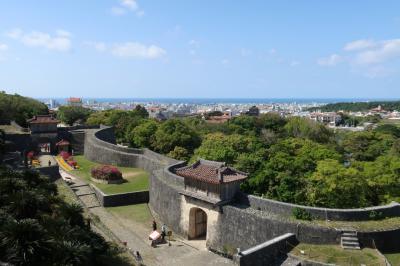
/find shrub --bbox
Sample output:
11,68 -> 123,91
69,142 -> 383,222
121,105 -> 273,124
91,165 -> 123,181
292,207 -> 313,221
369,210 -> 384,220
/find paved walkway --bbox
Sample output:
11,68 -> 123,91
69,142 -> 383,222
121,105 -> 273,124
60,170 -> 234,266
38,154 -> 57,167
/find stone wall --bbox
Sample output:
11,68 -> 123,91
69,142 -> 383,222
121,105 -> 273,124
91,185 -> 149,207
233,233 -> 298,266
238,192 -> 400,221
36,165 -> 61,181
83,127 -> 400,255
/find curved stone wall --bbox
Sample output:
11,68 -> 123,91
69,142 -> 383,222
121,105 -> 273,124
83,127 -> 400,253
238,193 -> 400,221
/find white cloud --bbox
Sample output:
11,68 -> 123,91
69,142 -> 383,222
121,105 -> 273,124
317,54 -> 343,66
0,43 -> 8,51
344,39 -> 376,51
121,0 -> 138,10
354,39 -> 400,65
290,60 -> 300,67
6,29 -> 72,52
84,41 -> 107,52
6,28 -> 22,39
189,39 -> 199,47
111,7 -> 126,15
111,42 -> 166,59
268,48 -> 277,55
111,0 -> 144,17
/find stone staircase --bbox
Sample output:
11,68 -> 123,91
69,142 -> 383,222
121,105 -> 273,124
341,229 -> 360,250
66,176 -> 100,209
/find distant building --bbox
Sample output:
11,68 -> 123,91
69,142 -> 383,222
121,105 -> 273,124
245,106 -> 260,116
67,97 -> 82,107
309,112 -> 341,126
206,111 -> 231,124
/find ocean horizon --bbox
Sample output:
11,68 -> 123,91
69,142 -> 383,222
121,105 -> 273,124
36,97 -> 400,105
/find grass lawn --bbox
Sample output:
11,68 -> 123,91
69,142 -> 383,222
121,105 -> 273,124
72,155 -> 149,195
107,203 -> 153,226
290,243 -> 385,265
384,253 -> 400,265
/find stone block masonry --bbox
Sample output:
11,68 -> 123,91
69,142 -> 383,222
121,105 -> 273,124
91,184 -> 149,207
83,126 -> 400,255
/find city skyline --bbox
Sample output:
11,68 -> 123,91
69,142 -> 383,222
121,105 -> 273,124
1,1 -> 400,98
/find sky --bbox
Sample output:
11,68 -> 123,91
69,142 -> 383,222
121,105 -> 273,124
0,0 -> 400,99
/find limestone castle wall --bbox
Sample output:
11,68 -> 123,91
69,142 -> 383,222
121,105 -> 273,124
83,127 -> 400,252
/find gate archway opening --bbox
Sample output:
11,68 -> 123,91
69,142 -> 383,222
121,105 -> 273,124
188,207 -> 207,240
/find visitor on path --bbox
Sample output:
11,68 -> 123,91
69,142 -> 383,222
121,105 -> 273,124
152,220 -> 157,231
48,160 -> 51,166
135,251 -> 143,265
161,224 -> 167,240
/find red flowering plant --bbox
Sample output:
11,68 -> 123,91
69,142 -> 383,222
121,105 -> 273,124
59,151 -> 70,160
91,165 -> 123,181
26,151 -> 35,160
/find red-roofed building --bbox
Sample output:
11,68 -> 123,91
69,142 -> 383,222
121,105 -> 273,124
27,115 -> 59,133
175,159 -> 247,205
56,139 -> 70,153
67,97 -> 82,107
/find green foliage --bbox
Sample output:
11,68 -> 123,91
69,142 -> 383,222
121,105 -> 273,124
284,117 -> 334,143
342,131 -> 394,161
153,119 -> 201,154
307,159 -> 368,208
193,132 -> 263,165
375,124 -> 400,138
308,101 -> 400,112
167,146 -> 190,161
292,207 -> 313,221
57,106 -> 93,125
129,119 -> 158,148
368,210 -> 384,220
0,167 -> 120,265
0,92 -> 48,127
87,107 -> 148,143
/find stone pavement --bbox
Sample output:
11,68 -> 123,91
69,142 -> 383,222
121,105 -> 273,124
60,170 -> 234,266
38,154 -> 57,167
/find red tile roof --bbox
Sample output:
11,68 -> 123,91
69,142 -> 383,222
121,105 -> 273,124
27,115 -> 59,124
175,159 -> 247,184
56,139 -> 70,146
68,97 -> 82,103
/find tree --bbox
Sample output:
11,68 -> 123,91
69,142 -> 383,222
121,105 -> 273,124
342,131 -> 394,161
129,119 -> 158,148
193,132 -> 262,165
0,92 -> 48,127
153,119 -> 200,154
307,159 -> 368,208
167,146 -> 190,161
284,117 -> 333,143
57,106 -> 92,126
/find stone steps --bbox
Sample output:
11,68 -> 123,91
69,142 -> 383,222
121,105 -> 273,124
341,229 -> 360,250
66,180 -> 101,208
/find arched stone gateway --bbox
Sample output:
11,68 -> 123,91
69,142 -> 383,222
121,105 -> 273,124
189,207 -> 207,240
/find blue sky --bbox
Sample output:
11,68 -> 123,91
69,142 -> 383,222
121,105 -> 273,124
0,0 -> 400,98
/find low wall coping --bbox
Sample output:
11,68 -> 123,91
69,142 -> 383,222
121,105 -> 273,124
239,233 -> 295,256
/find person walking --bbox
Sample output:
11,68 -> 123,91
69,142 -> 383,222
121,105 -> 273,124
161,224 -> 167,241
152,220 -> 157,231
48,160 -> 51,166
135,251 -> 143,266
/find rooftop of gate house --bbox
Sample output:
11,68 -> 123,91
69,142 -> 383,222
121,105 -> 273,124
27,115 -> 60,124
175,159 -> 247,184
